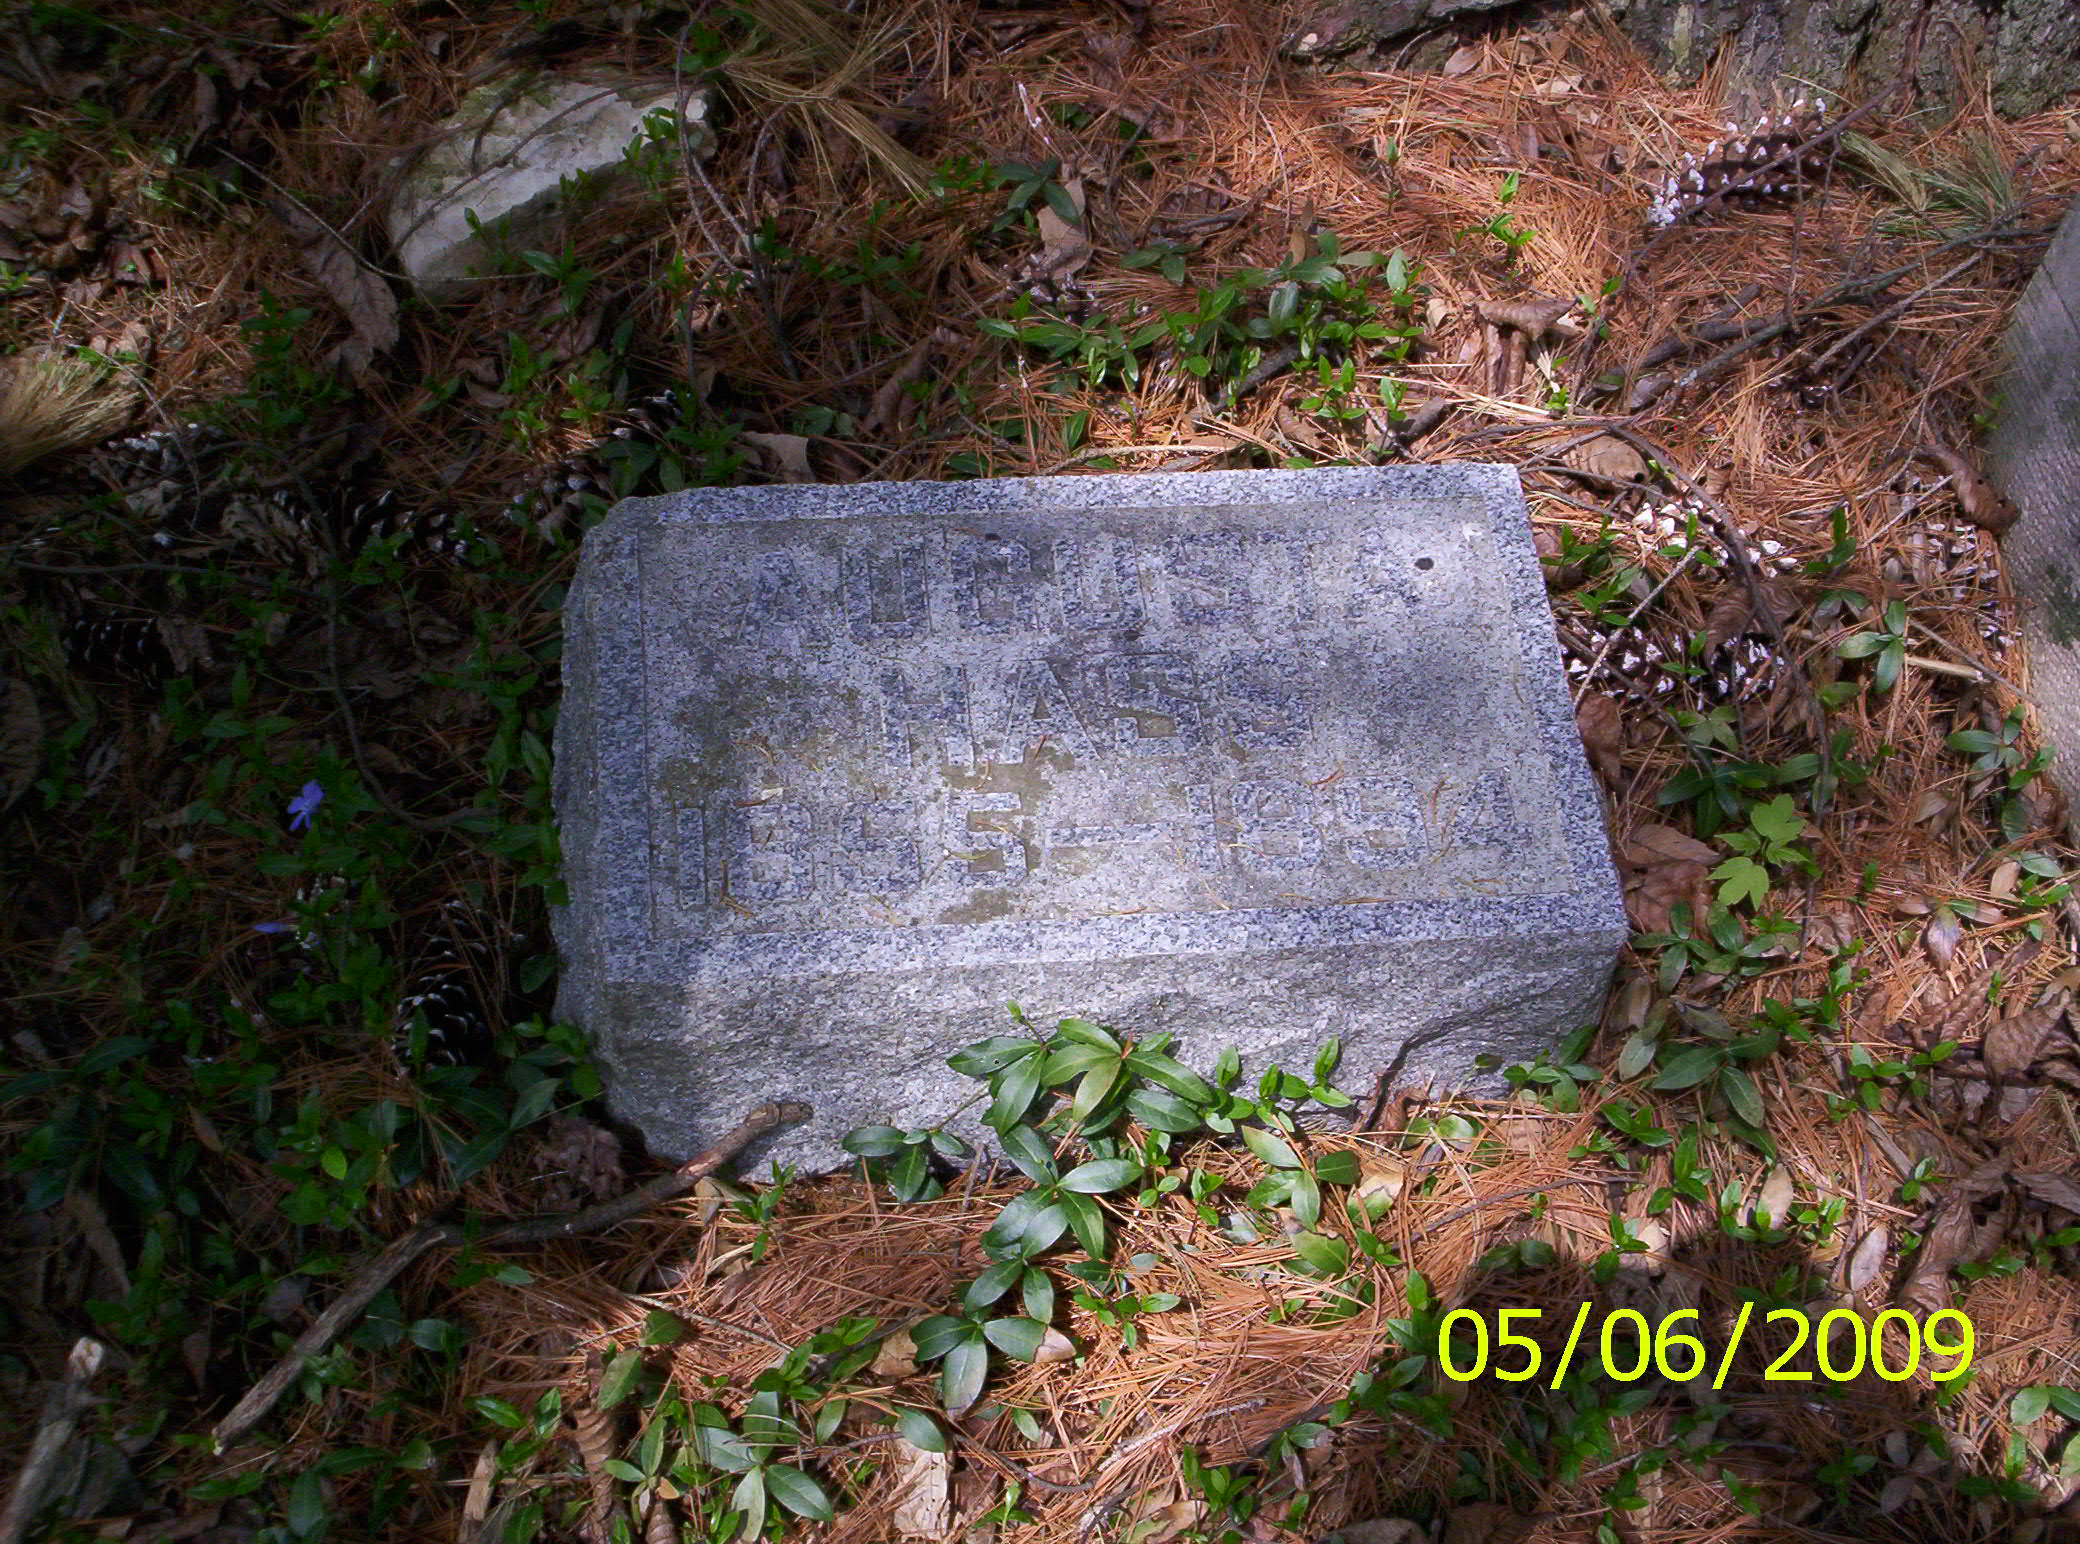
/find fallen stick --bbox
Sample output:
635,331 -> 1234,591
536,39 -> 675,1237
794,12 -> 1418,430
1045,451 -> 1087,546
211,1100 -> 810,1453
0,1338 -> 107,1544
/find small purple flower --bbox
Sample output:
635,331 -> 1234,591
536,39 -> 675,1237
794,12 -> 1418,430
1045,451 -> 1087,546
287,781 -> 324,832
253,920 -> 293,935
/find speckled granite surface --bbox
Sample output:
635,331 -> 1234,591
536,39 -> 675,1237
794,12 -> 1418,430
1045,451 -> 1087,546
552,466 -> 1626,1169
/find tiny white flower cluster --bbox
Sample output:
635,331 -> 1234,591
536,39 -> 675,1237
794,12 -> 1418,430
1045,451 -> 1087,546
1647,101 -> 1822,228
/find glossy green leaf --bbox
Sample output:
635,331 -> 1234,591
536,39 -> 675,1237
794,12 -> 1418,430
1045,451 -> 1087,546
983,1315 -> 1048,1360
1058,1190 -> 1107,1257
640,1310 -> 685,1346
765,1464 -> 833,1521
982,1189 -> 1050,1253
1130,1050 -> 1216,1106
598,1347 -> 643,1410
988,1054 -> 1046,1130
965,1257 -> 1023,1309
1291,1231 -> 1349,1276
1718,1065 -> 1765,1128
1021,1267 -> 1055,1322
910,1315 -> 972,1361
1054,1017 -> 1120,1052
1290,1167 -> 1322,1230
1021,1201 -> 1071,1255
1241,1124 -> 1301,1170
897,1407 -> 948,1453
1060,1158 -> 1142,1194
1651,1046 -> 1724,1091
1313,1150 -> 1360,1186
841,1125 -> 907,1158
998,1124 -> 1059,1183
941,1334 -> 989,1414
731,1468 -> 767,1540
948,1036 -> 1041,1077
1127,1085 -> 1202,1133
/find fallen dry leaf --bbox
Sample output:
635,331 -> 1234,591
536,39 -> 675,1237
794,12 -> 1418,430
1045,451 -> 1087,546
1441,43 -> 1482,75
0,674 -> 40,811
1917,442 -> 2018,534
1923,910 -> 1962,968
1982,1005 -> 2070,1080
1622,823 -> 1718,869
1898,1155 -> 2012,1317
1033,1327 -> 1076,1363
1531,523 -> 1589,591
738,431 -> 815,483
888,1437 -> 951,1538
269,199 -> 398,376
1563,432 -> 1648,486
870,1327 -> 918,1380
1750,1165 -> 1795,1227
1626,859 -> 1712,934
1576,692 -> 1623,783
1845,1224 -> 1889,1295
1033,200 -> 1092,286
2015,1168 -> 2080,1215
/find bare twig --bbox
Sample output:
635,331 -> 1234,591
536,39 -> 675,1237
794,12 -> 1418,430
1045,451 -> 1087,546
211,1101 -> 810,1451
1568,543 -> 1706,709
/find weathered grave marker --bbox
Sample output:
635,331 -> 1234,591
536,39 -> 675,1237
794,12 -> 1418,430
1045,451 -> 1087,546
553,466 -> 1625,1168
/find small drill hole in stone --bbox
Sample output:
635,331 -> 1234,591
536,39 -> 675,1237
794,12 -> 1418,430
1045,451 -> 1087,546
1415,557 -> 1434,571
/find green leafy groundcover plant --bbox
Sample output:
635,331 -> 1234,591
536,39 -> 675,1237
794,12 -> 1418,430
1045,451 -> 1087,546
842,1010 -> 1360,1417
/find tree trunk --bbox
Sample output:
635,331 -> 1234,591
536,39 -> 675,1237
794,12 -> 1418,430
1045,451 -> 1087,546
1283,0 -> 2080,120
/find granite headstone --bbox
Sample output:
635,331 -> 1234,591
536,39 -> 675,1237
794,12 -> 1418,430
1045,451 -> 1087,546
552,466 -> 1626,1168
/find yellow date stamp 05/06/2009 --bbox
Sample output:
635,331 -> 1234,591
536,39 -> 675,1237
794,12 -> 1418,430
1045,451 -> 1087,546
1437,1305 -> 1975,1391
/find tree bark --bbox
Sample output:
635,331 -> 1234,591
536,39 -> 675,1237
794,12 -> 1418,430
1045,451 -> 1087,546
1283,0 -> 2080,120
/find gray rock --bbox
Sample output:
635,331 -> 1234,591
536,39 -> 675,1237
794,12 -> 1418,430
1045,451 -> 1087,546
552,466 -> 1626,1171
387,74 -> 713,300
1989,194 -> 2080,834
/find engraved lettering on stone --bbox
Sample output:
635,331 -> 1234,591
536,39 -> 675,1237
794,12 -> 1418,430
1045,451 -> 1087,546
1164,532 -> 1249,626
943,791 -> 1026,885
1336,776 -> 1424,868
989,659 -> 1095,763
1232,778 -> 1323,872
878,664 -> 974,772
950,534 -> 1040,632
1181,783 -> 1224,871
717,798 -> 815,901
1444,768 -> 1530,849
667,804 -> 706,900
842,539 -> 930,640
834,800 -> 923,894
737,552 -> 830,651
1055,536 -> 1145,631
1215,653 -> 1312,749
1098,651 -> 1203,755
1047,819 -> 1165,849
